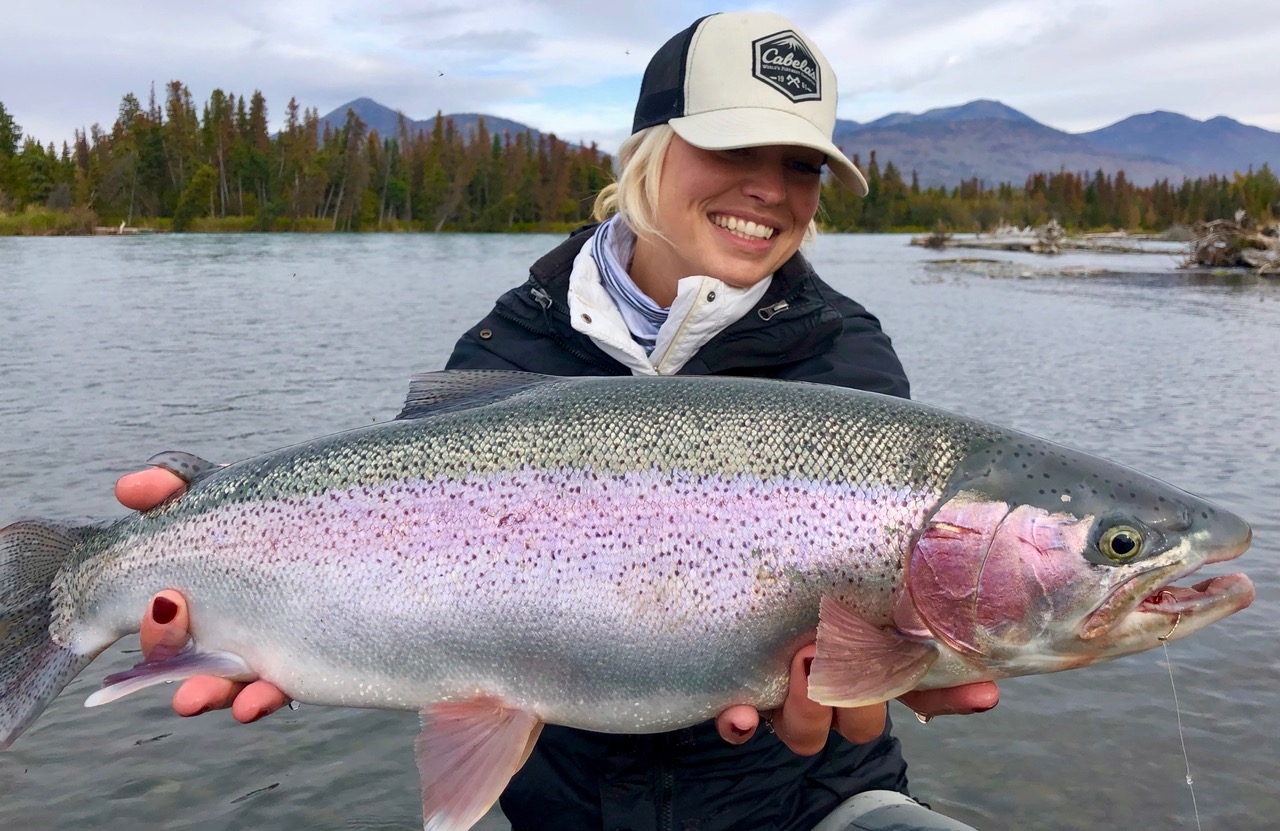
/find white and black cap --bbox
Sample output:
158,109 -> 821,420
633,12 -> 867,196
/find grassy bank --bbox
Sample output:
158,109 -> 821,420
0,206 -> 98,235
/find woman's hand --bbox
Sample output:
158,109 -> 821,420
118,467 -> 292,722
715,644 -> 1000,754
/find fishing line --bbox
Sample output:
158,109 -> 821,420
1160,638 -> 1202,831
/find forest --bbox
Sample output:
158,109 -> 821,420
1,84 -> 1277,235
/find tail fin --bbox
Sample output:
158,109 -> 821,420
0,521 -> 101,749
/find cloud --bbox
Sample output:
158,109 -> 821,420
2,0 -> 1278,149
811,0 -> 1280,131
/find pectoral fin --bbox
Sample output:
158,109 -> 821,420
416,697 -> 542,831
808,596 -> 938,707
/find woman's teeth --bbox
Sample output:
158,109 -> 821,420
711,215 -> 775,240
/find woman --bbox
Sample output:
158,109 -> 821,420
120,12 -> 998,830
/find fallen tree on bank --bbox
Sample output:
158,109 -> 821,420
1184,211 -> 1279,275
909,220 -> 1154,255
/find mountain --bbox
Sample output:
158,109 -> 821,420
1080,111 -> 1280,178
320,97 -> 1278,188
443,113 -> 549,142
326,98 -> 409,138
318,98 -> 550,144
834,100 -> 1189,188
864,99 -> 1036,129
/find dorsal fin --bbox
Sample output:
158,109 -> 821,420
144,451 -> 222,487
396,370 -> 560,420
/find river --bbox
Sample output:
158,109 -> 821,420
0,232 -> 1276,830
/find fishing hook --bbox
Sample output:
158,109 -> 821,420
1157,590 -> 1182,642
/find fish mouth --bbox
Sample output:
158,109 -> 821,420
1135,572 -> 1255,616
1084,568 -> 1255,640
1083,527 -> 1254,640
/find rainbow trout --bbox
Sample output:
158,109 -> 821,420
0,372 -> 1254,830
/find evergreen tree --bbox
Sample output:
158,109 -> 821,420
0,101 -> 20,156
0,100 -> 22,202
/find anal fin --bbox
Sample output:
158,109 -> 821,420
84,644 -> 255,707
808,596 -> 938,707
417,696 -> 542,831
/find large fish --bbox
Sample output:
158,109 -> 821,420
0,372 -> 1254,830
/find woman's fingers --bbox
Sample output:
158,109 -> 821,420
898,681 -> 1000,718
139,591 -> 237,717
833,702 -> 888,745
769,644 -> 831,756
115,468 -> 186,511
172,676 -> 247,716
229,681 -> 292,723
715,704 -> 761,744
714,646 -> 832,754
140,592 -> 239,717
717,644 -> 890,751
139,590 -> 190,657
170,676 -> 290,721
139,590 -> 292,721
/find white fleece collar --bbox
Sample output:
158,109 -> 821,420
567,227 -> 773,376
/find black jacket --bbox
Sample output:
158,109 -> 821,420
445,227 -> 912,831
448,226 -> 909,398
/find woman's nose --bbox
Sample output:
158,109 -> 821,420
740,162 -> 786,204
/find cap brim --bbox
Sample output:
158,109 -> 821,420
669,108 -> 868,196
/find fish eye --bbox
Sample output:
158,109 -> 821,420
1099,525 -> 1144,562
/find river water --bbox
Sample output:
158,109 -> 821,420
0,233 -> 1276,830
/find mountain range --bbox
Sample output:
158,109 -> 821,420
325,98 -> 552,147
321,98 -> 1280,189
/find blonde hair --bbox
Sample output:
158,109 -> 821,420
592,125 -> 675,240
593,124 -> 820,245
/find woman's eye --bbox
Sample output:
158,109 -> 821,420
790,160 -> 824,175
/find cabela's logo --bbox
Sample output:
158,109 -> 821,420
751,30 -> 821,102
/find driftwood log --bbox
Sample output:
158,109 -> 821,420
910,219 -> 1125,255
910,222 -> 1047,253
1184,211 -> 1279,275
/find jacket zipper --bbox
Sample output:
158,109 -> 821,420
658,741 -> 675,831
653,287 -> 713,376
757,299 -> 790,321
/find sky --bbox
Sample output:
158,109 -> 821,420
3,0 -> 1278,152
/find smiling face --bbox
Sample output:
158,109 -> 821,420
628,135 -> 824,306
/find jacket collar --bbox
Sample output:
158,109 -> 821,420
527,223 -> 844,373
533,224 -> 818,306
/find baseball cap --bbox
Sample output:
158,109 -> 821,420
632,12 -> 868,196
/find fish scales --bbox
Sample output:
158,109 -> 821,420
52,378 -> 990,730
137,376 -> 993,502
